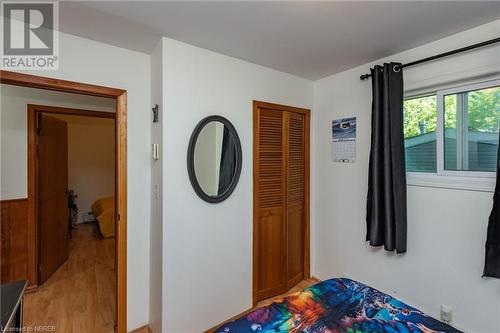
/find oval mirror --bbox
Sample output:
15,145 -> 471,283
187,116 -> 242,203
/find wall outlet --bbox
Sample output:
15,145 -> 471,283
440,305 -> 453,324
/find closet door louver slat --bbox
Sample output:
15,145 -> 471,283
286,112 -> 305,289
255,108 -> 286,301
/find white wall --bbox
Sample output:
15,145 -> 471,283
3,32 -> 152,330
313,20 -> 500,333
161,38 -> 313,332
52,114 -> 115,222
149,40 -> 164,333
0,84 -> 115,200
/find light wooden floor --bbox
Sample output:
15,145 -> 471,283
256,278 -> 319,307
23,223 -> 116,333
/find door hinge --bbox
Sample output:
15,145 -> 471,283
117,213 -> 120,221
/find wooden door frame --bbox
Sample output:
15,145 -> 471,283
1,70 -> 128,333
252,100 -> 310,306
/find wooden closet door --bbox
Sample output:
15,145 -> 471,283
286,112 -> 305,289
254,108 -> 287,301
254,101 -> 310,304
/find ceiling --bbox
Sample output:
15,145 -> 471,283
60,1 -> 500,80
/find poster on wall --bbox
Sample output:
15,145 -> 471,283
331,117 -> 356,163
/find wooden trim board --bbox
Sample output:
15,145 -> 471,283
116,92 -> 128,331
205,277 -> 321,333
1,70 -> 128,333
28,104 -> 115,119
204,308 -> 254,333
128,325 -> 151,333
0,70 -> 125,98
0,198 -> 29,203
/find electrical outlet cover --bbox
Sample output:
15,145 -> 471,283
440,305 -> 452,324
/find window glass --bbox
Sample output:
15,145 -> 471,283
403,95 -> 437,172
444,86 -> 499,172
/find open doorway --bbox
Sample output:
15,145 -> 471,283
0,71 -> 127,332
27,105 -> 116,331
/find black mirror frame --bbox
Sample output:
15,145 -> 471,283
187,115 -> 242,203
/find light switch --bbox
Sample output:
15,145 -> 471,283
152,144 -> 159,160
154,184 -> 159,199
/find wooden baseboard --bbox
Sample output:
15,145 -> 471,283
204,308 -> 254,333
128,325 -> 151,333
205,277 -> 322,333
24,285 -> 38,294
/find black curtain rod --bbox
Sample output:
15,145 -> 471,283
360,37 -> 500,80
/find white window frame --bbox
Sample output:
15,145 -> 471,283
406,79 -> 499,192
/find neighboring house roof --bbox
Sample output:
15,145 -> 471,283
405,129 -> 498,148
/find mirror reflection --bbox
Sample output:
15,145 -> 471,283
193,121 -> 237,196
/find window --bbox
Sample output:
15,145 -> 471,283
442,86 -> 499,172
404,80 -> 499,181
404,95 -> 437,172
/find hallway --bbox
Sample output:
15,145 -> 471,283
23,223 -> 116,332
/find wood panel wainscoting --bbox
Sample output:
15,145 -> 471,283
0,198 -> 29,286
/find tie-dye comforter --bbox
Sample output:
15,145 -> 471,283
215,278 -> 461,333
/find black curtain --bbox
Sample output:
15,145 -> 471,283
366,62 -> 407,254
218,126 -> 236,195
483,132 -> 500,278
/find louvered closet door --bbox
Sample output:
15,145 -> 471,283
255,108 -> 287,301
286,111 -> 305,289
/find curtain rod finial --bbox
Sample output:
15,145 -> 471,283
360,74 -> 371,80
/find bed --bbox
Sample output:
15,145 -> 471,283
215,278 -> 461,333
91,197 -> 115,238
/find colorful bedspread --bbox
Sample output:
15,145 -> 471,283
215,278 -> 461,333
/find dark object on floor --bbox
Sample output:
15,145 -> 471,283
67,190 -> 79,239
1,280 -> 27,333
